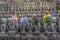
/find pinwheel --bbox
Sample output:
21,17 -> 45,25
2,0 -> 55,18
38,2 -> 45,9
11,15 -> 18,23
43,13 -> 52,25
51,11 -> 56,23
20,17 -> 29,23
32,14 -> 38,19
32,14 -> 38,26
18,17 -> 29,31
51,11 -> 55,17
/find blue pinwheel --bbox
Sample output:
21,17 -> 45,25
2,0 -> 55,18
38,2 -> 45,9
20,17 -> 29,23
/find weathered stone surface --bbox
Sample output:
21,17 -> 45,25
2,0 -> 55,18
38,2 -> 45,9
0,33 -> 59,40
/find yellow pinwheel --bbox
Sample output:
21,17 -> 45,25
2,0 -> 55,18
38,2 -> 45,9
43,15 -> 48,20
47,13 -> 51,17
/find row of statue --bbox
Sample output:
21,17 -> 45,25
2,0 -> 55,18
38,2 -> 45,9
0,11 -> 58,33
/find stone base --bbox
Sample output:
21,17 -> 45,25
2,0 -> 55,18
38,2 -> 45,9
20,31 -> 26,36
8,31 -> 15,36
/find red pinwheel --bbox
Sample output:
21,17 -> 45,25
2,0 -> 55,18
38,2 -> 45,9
11,14 -> 18,23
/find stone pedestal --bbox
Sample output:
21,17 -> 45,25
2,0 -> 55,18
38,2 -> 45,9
8,31 -> 15,36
